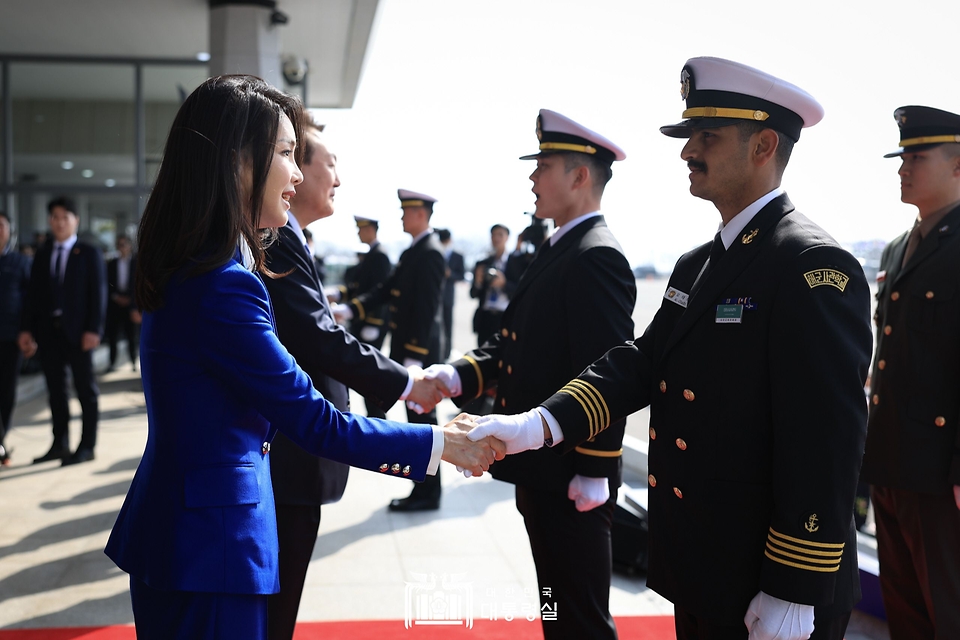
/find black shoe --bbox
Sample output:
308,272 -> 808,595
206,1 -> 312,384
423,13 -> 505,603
61,448 -> 95,466
33,445 -> 70,464
0,445 -> 10,467
388,495 -> 440,512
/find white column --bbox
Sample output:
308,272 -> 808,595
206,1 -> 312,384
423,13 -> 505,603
208,2 -> 283,88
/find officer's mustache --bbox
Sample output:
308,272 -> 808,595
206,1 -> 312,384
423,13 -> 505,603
687,160 -> 707,173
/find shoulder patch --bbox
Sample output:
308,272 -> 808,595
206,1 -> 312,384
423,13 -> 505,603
803,269 -> 849,292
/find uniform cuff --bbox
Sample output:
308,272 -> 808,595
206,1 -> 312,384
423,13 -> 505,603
538,406 -> 565,446
427,425 -> 444,476
398,370 -> 415,401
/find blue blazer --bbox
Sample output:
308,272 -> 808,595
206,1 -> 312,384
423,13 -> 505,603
105,257 -> 434,595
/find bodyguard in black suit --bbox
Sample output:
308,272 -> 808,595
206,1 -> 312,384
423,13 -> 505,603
261,126 -> 444,639
337,189 -> 446,511
861,105 -> 960,639
437,228 -> 465,361
436,110 -> 636,640
469,59 -> 873,640
19,197 -> 106,466
0,211 -> 31,465
105,235 -> 139,371
470,223 -> 511,346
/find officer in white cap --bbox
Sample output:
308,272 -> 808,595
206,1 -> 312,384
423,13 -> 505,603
336,190 -> 447,511
426,109 -> 636,639
465,59 -> 873,640
861,105 -> 960,639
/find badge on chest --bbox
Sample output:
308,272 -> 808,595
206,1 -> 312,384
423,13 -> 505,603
715,297 -> 757,324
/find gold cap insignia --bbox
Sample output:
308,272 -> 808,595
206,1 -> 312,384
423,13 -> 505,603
536,115 -> 543,141
741,228 -> 759,244
894,108 -> 907,128
680,68 -> 691,100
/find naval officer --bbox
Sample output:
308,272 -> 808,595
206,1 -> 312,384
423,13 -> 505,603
426,109 -> 636,639
468,58 -> 873,640
861,105 -> 960,639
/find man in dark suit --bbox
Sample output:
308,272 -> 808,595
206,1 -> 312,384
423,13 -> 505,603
469,58 -> 873,640
0,210 -> 31,466
105,234 -> 139,371
427,110 -> 636,639
334,189 -> 446,511
470,223 -> 511,347
860,105 -> 960,639
19,196 -> 106,466
262,124 -> 445,640
437,228 -> 465,360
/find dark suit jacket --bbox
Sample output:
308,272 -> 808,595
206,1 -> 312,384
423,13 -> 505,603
264,223 -> 409,505
349,231 -> 445,365
23,239 -> 106,346
541,195 -> 873,623
105,255 -> 433,595
443,250 -> 465,307
340,242 -> 392,339
107,255 -> 137,309
862,204 -> 960,494
452,216 -> 636,490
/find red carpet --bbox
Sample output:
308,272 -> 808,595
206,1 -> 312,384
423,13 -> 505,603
0,615 -> 676,639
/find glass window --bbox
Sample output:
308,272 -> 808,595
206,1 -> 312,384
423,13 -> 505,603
10,62 -> 135,187
143,65 -> 209,186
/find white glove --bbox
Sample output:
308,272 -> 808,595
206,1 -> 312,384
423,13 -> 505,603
331,303 -> 352,320
567,475 -> 610,512
359,326 -> 380,342
324,287 -> 342,302
744,591 -> 814,640
467,408 -> 545,455
402,358 -> 423,369
422,363 -> 462,397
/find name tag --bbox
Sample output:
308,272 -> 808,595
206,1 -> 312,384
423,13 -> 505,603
664,287 -> 689,308
715,304 -> 743,324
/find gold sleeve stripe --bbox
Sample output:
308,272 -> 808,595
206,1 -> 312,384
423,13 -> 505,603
768,528 -> 845,550
765,543 -> 842,565
462,355 -> 483,399
558,388 -> 595,437
336,285 -> 347,294
574,447 -> 622,458
350,298 -> 366,321
767,538 -> 843,558
366,317 -> 384,326
559,384 -> 601,439
404,344 -> 429,355
764,550 -> 840,573
569,380 -> 610,431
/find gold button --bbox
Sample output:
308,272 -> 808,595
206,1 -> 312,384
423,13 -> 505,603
683,389 -> 695,402
501,398 -> 507,407
676,438 -> 687,451
872,394 -> 880,405
884,325 -> 892,336
649,427 -> 656,440
391,463 -> 400,474
935,416 -> 946,427
501,328 -> 509,337
878,359 -> 886,370
890,291 -> 900,301
648,474 -> 656,487
673,487 -> 683,499
507,365 -> 513,374
379,464 -> 388,472
402,465 -> 411,476
659,380 -> 667,393
498,360 -> 503,368
926,291 -> 935,299
511,332 -> 517,340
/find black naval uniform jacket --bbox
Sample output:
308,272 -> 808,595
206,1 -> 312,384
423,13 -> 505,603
861,204 -> 960,494
264,223 -> 409,505
349,231 -> 445,366
541,196 -> 873,624
337,242 -> 392,343
452,216 -> 636,491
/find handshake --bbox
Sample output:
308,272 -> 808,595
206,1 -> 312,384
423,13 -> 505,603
437,409 -> 547,478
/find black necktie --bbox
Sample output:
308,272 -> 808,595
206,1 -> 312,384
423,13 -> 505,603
52,245 -> 65,313
691,232 -> 725,297
901,220 -> 922,268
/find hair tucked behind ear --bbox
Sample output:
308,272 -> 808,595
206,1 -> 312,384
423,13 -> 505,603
135,75 -> 305,312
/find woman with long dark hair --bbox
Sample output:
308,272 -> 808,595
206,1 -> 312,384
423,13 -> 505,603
104,75 -> 501,639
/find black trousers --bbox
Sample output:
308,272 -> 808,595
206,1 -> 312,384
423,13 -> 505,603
39,324 -> 99,451
515,484 -> 618,640
105,302 -> 139,367
268,503 -> 322,640
405,404 -> 440,499
441,300 -> 454,361
673,605 -> 850,640
872,484 -> 960,639
0,340 -> 22,448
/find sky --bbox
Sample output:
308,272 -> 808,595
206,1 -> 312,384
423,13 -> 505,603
310,0 -> 958,272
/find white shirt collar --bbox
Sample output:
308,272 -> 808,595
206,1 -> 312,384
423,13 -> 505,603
550,211 -> 601,247
54,234 -> 78,252
410,227 -> 433,247
286,212 -> 308,248
50,234 -> 78,275
718,188 -> 784,250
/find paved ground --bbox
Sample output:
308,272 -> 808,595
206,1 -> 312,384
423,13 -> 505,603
0,280 -> 890,638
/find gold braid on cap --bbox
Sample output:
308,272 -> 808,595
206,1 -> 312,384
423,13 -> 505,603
683,107 -> 769,122
899,134 -> 960,147
539,142 -> 597,155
